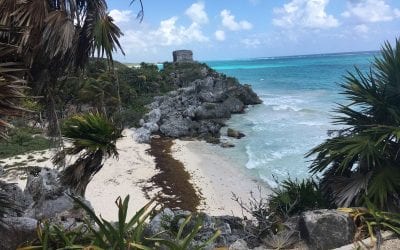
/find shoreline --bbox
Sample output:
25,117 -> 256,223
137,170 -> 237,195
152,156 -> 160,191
172,139 -> 271,216
0,129 -> 271,220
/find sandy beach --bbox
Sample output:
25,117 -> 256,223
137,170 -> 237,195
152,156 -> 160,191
1,129 -> 271,221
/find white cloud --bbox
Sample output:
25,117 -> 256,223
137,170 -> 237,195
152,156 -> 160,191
220,9 -> 253,31
120,16 -> 209,54
241,38 -> 261,48
185,2 -> 209,24
354,24 -> 369,34
273,0 -> 339,29
342,0 -> 400,23
215,30 -> 226,41
109,9 -> 132,24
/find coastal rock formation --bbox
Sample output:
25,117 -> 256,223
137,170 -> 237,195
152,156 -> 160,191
146,209 -> 249,249
300,209 -> 356,250
135,62 -> 261,143
0,217 -> 38,250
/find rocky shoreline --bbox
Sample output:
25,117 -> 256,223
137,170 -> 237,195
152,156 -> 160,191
134,62 -> 261,143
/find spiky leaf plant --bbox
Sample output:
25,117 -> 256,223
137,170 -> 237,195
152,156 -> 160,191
53,112 -> 122,196
307,39 -> 400,210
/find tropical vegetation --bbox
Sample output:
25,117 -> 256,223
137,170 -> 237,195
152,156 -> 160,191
20,195 -> 220,249
53,112 -> 122,196
307,39 -> 400,211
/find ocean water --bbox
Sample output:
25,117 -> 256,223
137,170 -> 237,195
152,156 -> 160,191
205,51 -> 378,187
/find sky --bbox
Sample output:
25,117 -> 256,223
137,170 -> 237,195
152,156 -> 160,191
107,0 -> 400,63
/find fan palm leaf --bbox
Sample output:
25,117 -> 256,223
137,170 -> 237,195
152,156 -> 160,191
53,112 -> 122,196
307,39 -> 400,209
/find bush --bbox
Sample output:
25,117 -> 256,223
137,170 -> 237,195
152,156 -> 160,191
21,195 -> 220,250
0,127 -> 52,159
268,178 -> 330,219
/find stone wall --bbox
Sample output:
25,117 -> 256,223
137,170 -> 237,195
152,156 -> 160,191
173,50 -> 193,62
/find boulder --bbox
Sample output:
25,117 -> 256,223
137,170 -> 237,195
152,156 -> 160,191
221,142 -> 235,148
134,127 -> 151,143
25,194 -> 75,220
0,217 -> 38,250
24,167 -> 63,202
300,209 -> 356,250
223,97 -> 245,113
143,122 -> 159,133
159,117 -> 193,137
227,128 -> 245,139
0,181 -> 32,215
229,239 -> 250,250
147,208 -> 175,236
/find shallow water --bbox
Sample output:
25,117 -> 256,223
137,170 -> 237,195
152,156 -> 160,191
204,51 -> 378,187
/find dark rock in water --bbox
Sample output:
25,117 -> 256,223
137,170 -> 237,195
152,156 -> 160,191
135,62 -> 261,143
227,128 -> 245,139
0,217 -> 38,250
221,142 -> 235,148
300,209 -> 356,250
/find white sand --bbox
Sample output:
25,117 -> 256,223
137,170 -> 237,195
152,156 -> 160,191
85,129 -> 159,220
172,139 -> 272,217
1,129 -> 271,221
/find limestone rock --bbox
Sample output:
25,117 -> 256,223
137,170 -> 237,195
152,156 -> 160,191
227,128 -> 245,139
0,217 -> 38,250
136,62 -> 261,142
134,127 -> 151,143
25,167 -> 63,202
159,117 -> 193,137
300,209 -> 355,250
0,181 -> 32,215
25,194 -> 75,220
229,239 -> 250,250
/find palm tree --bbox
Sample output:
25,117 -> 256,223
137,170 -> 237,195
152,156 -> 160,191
0,0 -> 141,136
53,112 -> 122,196
307,39 -> 400,210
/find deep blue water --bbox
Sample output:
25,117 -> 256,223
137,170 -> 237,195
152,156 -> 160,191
204,51 -> 378,187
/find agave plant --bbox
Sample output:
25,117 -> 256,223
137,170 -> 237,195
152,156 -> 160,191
307,39 -> 400,210
339,198 -> 400,248
141,214 -> 221,250
53,112 -> 122,196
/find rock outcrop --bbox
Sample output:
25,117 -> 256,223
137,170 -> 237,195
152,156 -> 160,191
135,63 -> 261,143
299,209 -> 356,250
0,217 -> 38,250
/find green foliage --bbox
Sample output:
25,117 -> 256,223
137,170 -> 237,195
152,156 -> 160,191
0,127 -> 52,159
18,223 -> 92,249
143,214 -> 221,250
58,112 -> 122,160
307,39 -> 400,209
269,178 -> 329,219
162,62 -> 215,86
339,198 -> 400,247
21,195 -> 219,250
53,112 -> 122,196
73,195 -> 154,249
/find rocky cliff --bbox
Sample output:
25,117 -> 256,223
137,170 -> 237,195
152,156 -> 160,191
134,62 -> 261,143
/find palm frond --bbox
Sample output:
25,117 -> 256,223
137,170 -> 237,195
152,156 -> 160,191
308,39 -> 400,209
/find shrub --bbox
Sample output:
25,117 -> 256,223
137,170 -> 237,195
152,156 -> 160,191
268,178 -> 330,219
0,127 -> 52,159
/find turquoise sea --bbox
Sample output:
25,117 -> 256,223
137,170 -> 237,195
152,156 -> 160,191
205,51 -> 379,187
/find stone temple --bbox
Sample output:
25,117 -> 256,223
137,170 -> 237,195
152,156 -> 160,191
172,50 -> 193,63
